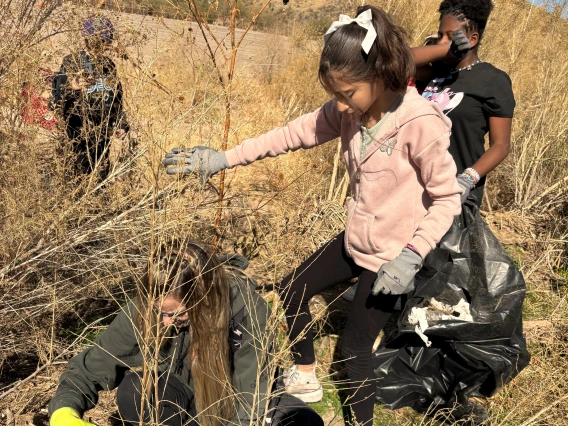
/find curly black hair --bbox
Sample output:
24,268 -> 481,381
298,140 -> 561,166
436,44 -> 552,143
439,0 -> 494,38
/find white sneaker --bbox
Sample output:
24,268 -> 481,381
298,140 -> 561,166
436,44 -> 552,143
283,365 -> 323,403
342,283 -> 358,301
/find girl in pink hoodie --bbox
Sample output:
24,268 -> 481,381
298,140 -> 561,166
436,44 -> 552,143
164,5 -> 462,424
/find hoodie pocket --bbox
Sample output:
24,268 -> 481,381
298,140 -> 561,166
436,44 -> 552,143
346,205 -> 379,255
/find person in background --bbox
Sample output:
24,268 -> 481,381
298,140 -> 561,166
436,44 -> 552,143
52,16 -> 129,181
411,0 -> 515,207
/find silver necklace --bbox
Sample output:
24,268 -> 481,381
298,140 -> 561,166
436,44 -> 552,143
449,59 -> 482,76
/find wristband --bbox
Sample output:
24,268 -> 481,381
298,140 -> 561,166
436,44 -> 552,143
463,167 -> 480,185
460,173 -> 475,187
405,244 -> 421,257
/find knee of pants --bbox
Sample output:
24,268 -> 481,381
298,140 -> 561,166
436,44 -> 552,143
271,394 -> 324,426
340,338 -> 372,370
276,275 -> 298,308
116,373 -> 146,422
340,339 -> 357,363
276,274 -> 291,299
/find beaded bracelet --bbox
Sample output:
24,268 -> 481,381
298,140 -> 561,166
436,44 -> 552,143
460,173 -> 475,187
463,167 -> 480,185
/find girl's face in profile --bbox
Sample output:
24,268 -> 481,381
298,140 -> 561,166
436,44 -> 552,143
437,15 -> 466,46
154,295 -> 190,328
328,72 -> 382,116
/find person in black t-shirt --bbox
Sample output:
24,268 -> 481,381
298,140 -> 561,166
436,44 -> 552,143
411,0 -> 515,207
401,2 -> 515,423
52,17 -> 129,181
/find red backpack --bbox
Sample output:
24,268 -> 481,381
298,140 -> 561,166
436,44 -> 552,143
21,68 -> 57,130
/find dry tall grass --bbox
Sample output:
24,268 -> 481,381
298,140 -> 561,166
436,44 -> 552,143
0,0 -> 567,425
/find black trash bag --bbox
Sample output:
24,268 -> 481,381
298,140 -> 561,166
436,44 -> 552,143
374,200 -> 530,413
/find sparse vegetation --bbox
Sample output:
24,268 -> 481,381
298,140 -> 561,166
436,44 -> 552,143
0,0 -> 567,425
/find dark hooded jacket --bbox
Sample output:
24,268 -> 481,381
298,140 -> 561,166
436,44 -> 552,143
52,51 -> 129,136
48,258 -> 272,424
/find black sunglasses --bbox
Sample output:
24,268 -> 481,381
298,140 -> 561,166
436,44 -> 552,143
152,305 -> 190,328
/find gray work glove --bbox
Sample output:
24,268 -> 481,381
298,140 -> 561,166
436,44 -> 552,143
372,248 -> 423,296
457,174 -> 475,204
163,146 -> 229,184
449,30 -> 471,59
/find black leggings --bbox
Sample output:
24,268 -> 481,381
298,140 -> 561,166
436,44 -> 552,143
117,373 -> 324,426
277,232 -> 399,426
117,373 -> 197,426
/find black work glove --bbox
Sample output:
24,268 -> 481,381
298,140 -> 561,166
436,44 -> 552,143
449,30 -> 471,59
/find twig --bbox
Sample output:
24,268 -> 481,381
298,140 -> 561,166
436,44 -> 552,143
0,360 -> 68,401
333,173 -> 346,200
213,0 -> 239,247
526,174 -> 568,210
234,0 -> 273,51
186,0 -> 226,83
4,409 -> 14,426
126,55 -> 174,96
0,315 -> 111,400
184,0 -> 234,248
483,183 -> 493,213
339,171 -> 349,206
518,394 -> 568,426
213,0 -> 273,247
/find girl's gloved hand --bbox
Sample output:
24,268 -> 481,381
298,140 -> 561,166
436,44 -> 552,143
163,146 -> 229,184
449,30 -> 471,59
457,174 -> 475,204
50,408 -> 95,426
371,248 -> 423,296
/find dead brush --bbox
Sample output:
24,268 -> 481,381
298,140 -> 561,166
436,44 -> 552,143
0,0 -> 568,425
0,1 -> 339,424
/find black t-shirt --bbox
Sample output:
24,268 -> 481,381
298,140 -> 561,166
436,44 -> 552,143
421,62 -> 515,202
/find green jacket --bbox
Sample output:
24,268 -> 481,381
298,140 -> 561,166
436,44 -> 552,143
48,263 -> 273,424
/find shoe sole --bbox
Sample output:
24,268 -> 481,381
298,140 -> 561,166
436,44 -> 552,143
342,292 -> 355,302
289,387 -> 323,403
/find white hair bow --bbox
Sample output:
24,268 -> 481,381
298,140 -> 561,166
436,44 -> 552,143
323,9 -> 377,54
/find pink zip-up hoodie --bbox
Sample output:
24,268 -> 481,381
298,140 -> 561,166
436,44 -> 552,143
225,87 -> 462,272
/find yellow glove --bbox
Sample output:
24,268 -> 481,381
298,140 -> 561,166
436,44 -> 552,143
50,408 -> 95,426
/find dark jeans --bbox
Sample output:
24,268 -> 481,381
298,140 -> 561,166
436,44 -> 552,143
117,373 -> 197,426
277,232 -> 399,426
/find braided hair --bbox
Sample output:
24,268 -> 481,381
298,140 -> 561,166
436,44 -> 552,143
439,0 -> 494,39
